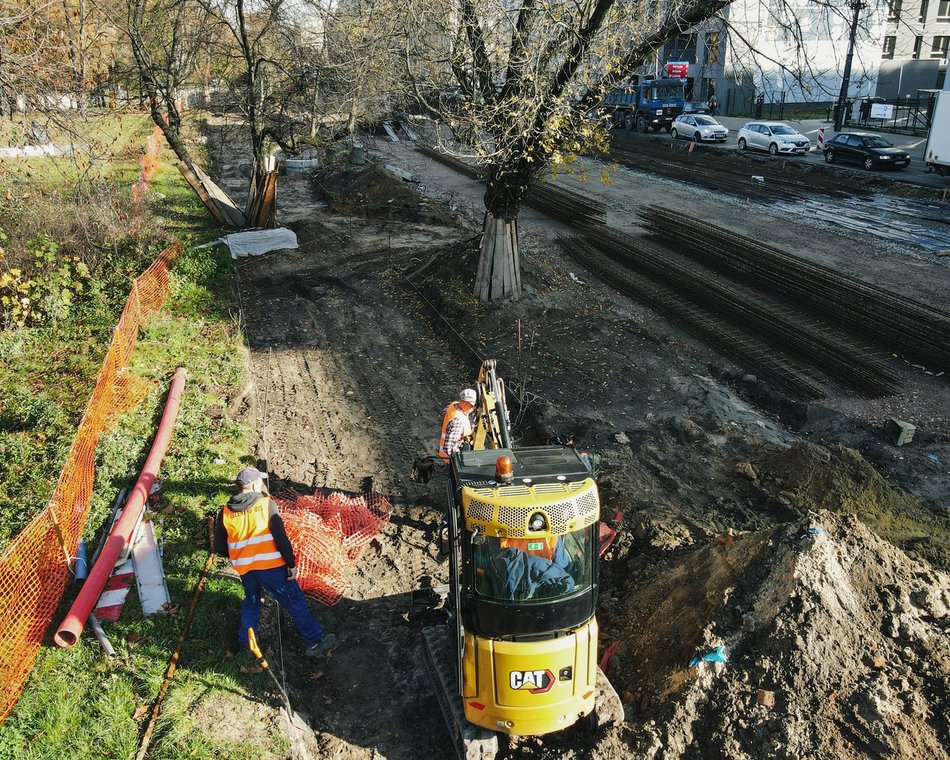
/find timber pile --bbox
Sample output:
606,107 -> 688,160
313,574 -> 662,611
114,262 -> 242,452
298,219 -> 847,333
245,155 -> 278,228
475,217 -> 521,301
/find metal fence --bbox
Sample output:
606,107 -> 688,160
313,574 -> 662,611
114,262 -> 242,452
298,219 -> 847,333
724,90 -> 937,135
842,93 -> 936,135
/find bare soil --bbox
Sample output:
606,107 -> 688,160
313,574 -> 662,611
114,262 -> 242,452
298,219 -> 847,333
208,118 -> 949,759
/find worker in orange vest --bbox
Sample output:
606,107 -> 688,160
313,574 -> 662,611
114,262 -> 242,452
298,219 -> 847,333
214,467 -> 336,657
438,388 -> 477,462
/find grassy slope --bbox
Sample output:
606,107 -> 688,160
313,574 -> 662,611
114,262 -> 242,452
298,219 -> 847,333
0,113 -> 287,759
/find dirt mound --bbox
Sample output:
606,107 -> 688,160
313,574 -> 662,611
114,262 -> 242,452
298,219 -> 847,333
312,161 -> 456,224
612,512 -> 950,759
755,442 -> 950,569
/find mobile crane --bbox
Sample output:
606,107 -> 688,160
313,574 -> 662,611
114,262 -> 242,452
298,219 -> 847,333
420,360 -> 622,759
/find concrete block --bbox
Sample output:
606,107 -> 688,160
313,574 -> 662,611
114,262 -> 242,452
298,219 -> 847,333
885,418 -> 915,446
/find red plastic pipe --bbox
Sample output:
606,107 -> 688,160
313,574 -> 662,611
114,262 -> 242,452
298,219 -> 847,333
55,367 -> 188,648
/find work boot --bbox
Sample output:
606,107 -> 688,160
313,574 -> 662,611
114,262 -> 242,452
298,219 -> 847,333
305,633 -> 337,657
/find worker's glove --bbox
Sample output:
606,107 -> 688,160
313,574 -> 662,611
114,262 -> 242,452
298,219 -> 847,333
287,566 -> 299,581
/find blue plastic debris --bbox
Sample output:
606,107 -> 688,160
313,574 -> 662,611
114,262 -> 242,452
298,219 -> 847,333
798,528 -> 823,539
689,646 -> 727,668
927,454 -> 940,464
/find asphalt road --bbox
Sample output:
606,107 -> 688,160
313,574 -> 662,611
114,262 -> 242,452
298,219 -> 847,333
633,115 -> 950,190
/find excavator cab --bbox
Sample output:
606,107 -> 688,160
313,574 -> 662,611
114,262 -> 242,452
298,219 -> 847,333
422,361 -> 620,758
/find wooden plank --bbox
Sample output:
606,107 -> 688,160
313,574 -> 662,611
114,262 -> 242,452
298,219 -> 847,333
177,160 -> 228,227
382,121 -> 400,142
474,216 -> 492,300
511,220 -> 521,295
399,121 -> 418,141
491,225 -> 507,297
191,162 -> 247,228
256,171 -> 278,228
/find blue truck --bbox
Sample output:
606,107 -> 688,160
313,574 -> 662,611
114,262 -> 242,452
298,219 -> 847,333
598,77 -> 687,133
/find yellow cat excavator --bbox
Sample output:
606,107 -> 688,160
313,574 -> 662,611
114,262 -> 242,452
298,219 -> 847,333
420,360 -> 622,759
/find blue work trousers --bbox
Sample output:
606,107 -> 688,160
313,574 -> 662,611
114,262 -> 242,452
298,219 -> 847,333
238,566 -> 323,647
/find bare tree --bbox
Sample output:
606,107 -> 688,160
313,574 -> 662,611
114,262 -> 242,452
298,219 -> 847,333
400,0 -> 756,301
123,0 -> 211,164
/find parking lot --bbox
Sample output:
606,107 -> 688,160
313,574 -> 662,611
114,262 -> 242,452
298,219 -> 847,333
644,114 -> 947,189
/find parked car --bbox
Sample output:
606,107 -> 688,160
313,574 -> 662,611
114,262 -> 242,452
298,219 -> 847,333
683,101 -> 710,114
823,132 -> 911,170
671,114 -> 729,142
737,122 -> 810,155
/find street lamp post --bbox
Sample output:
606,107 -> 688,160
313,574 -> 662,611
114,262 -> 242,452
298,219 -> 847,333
834,0 -> 866,132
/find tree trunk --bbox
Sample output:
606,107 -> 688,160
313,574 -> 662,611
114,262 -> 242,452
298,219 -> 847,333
474,212 -> 521,302
474,166 -> 531,301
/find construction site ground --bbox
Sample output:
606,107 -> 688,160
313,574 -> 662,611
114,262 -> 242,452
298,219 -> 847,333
206,118 -> 949,759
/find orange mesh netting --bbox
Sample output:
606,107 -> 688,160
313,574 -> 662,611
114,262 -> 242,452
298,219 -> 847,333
0,242 -> 181,725
276,491 -> 393,606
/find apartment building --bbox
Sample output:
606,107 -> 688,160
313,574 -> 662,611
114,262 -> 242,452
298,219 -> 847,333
877,0 -> 949,96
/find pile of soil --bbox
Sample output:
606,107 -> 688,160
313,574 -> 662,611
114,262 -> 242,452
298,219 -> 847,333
312,163 -> 456,225
755,442 -> 950,568
613,512 -> 950,759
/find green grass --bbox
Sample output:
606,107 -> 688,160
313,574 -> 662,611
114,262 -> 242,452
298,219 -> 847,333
0,111 -> 157,186
0,112 -> 287,758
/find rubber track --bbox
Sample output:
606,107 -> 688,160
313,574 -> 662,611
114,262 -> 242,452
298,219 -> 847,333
422,626 -> 499,760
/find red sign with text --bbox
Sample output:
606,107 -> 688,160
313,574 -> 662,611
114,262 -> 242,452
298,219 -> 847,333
666,62 -> 689,78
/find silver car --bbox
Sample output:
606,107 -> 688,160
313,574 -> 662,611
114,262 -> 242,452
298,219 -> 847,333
671,114 -> 729,142
737,122 -> 810,155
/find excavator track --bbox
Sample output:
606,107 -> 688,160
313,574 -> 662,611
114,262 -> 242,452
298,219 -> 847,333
422,626 -> 499,760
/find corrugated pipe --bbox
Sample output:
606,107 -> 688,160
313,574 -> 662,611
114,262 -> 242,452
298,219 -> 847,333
54,367 -> 188,648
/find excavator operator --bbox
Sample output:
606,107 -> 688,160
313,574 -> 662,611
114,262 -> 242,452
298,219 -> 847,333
438,388 -> 477,462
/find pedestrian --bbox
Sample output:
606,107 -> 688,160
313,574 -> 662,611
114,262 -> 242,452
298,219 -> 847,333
438,388 -> 477,462
706,95 -> 719,116
214,466 -> 336,657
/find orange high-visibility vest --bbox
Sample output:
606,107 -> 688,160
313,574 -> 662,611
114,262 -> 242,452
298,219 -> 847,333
500,536 -> 558,561
438,401 -> 473,462
222,495 -> 285,575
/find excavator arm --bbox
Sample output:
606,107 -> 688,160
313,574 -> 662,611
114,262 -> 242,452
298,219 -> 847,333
471,359 -> 511,451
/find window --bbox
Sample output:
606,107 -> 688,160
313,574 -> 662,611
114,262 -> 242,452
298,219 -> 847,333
939,0 -> 950,20
887,0 -> 902,20
882,36 -> 896,59
920,0 -> 930,21
932,36 -> 950,59
913,36 -> 924,59
666,33 -> 697,63
705,32 -> 721,65
472,530 -> 593,602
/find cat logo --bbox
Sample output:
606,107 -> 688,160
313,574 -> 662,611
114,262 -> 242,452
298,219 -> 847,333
509,669 -> 555,694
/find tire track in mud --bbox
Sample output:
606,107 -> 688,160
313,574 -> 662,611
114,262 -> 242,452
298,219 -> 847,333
242,266 -> 460,759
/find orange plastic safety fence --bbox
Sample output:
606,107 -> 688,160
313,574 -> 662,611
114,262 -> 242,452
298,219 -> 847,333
277,491 -> 393,606
0,242 -> 182,725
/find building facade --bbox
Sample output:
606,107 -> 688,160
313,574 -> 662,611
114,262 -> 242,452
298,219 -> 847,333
877,0 -> 949,97
646,1 -> 890,115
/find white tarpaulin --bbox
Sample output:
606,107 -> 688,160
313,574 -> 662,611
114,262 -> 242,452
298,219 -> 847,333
218,228 -> 298,258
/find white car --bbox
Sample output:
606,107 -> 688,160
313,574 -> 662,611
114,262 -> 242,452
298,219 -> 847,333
670,114 -> 729,142
737,122 -> 810,155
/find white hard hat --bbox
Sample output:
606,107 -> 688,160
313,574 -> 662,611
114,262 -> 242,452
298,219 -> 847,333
459,388 -> 477,405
